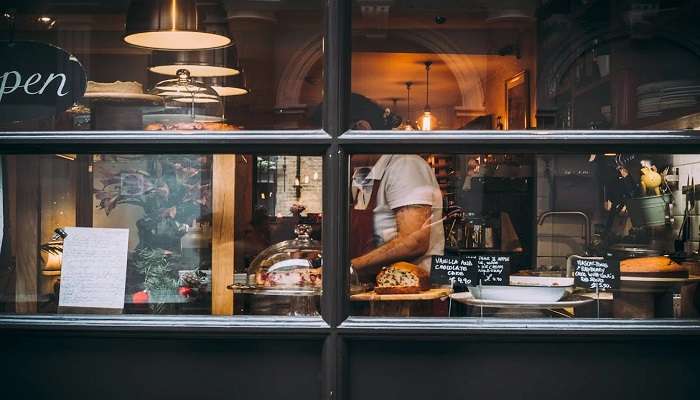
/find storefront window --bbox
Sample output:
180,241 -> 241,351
0,154 -> 323,316
351,0 -> 700,130
349,152 -> 700,319
0,0 -> 323,131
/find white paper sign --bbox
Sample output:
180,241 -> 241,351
58,227 -> 129,310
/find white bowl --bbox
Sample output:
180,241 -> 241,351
509,276 -> 574,287
467,285 -> 570,303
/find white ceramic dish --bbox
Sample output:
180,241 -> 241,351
467,284 -> 571,303
450,292 -> 593,309
509,276 -> 574,287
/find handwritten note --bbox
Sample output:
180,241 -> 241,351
59,227 -> 129,310
476,255 -> 510,285
573,258 -> 620,291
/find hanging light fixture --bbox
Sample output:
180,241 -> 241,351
207,67 -> 250,96
124,0 -> 231,50
418,61 -> 438,131
149,48 -> 240,77
402,81 -> 414,131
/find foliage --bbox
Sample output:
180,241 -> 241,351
93,155 -> 212,312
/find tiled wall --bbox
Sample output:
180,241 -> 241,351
535,155 -> 596,271
275,156 -> 323,216
670,155 -> 700,253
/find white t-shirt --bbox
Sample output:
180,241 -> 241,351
354,155 -> 444,272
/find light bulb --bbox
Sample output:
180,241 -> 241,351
304,175 -> 310,184
419,111 -> 437,131
313,171 -> 319,181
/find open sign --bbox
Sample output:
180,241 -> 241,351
0,41 -> 87,123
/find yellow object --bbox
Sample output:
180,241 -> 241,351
641,166 -> 663,196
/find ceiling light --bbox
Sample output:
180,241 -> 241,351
418,61 -> 437,131
207,67 -> 250,96
124,0 -> 231,50
150,48 -> 240,77
37,16 -> 56,28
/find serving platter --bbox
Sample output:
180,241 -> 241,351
227,284 -> 322,297
351,288 -> 452,301
618,274 -> 700,293
450,291 -> 594,309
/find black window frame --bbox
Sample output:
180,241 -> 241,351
2,2 -> 700,399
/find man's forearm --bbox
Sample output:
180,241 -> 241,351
351,228 -> 429,276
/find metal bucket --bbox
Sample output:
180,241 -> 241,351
626,194 -> 671,228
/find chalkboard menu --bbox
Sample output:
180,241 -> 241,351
476,255 -> 510,284
430,254 -> 511,287
572,257 -> 620,290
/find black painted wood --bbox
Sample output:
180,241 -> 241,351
0,334 -> 324,400
347,338 -> 700,400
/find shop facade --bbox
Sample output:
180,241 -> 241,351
1,1 -> 700,398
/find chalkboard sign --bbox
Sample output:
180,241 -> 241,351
573,257 -> 620,290
430,254 -> 511,287
476,255 -> 510,285
430,255 -> 477,287
0,41 -> 87,122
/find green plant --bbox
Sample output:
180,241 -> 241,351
133,247 -> 179,313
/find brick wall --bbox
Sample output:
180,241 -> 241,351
275,156 -> 323,216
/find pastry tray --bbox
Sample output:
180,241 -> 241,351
617,274 -> 700,293
227,283 -> 321,297
450,291 -> 594,309
351,288 -> 453,301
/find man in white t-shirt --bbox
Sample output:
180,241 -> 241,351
350,154 -> 444,279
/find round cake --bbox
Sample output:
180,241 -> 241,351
620,256 -> 688,278
85,80 -> 144,95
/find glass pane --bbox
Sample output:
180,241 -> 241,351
0,0 -> 323,131
351,0 -> 700,130
348,152 -> 700,319
0,154 -> 323,316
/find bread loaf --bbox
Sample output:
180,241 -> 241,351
374,262 -> 430,294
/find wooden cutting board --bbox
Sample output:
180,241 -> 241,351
350,288 -> 453,301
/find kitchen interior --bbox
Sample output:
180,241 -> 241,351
2,0 -> 700,318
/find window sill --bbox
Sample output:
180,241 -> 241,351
0,314 -> 330,336
338,316 -> 700,337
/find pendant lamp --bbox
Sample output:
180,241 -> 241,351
400,81 -> 414,131
149,48 -> 240,77
124,0 -> 231,50
418,61 -> 437,131
207,67 -> 250,96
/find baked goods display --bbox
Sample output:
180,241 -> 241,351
620,256 -> 689,278
235,224 -> 323,295
85,80 -> 145,95
144,122 -> 236,131
255,267 -> 322,289
375,262 -> 430,294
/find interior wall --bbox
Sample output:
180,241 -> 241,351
482,31 -> 537,129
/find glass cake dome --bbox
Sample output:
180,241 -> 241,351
239,224 -> 323,296
149,68 -> 224,123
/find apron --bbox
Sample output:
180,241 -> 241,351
350,178 -> 381,260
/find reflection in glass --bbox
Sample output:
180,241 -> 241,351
0,154 -> 323,316
352,0 -> 700,130
349,152 -> 700,319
